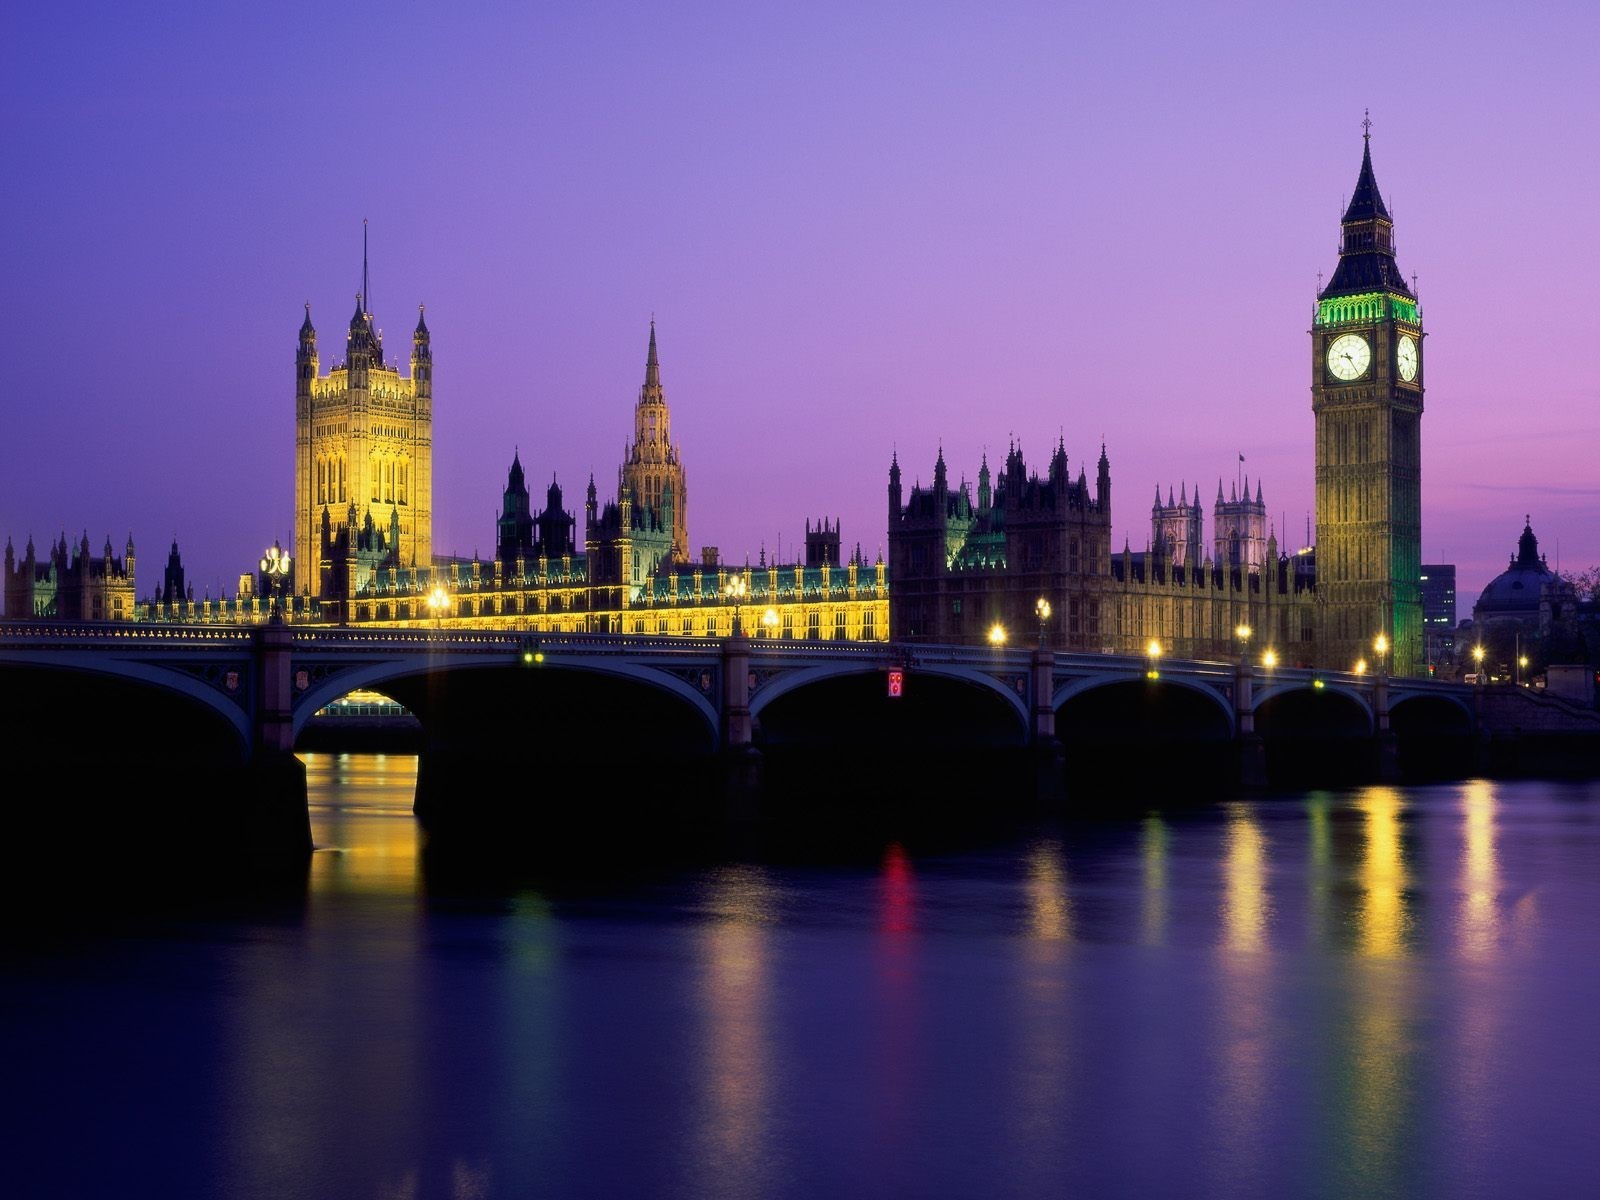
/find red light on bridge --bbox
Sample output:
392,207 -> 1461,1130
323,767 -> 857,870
887,668 -> 904,698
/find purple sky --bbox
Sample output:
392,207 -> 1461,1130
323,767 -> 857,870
3,1 -> 1596,607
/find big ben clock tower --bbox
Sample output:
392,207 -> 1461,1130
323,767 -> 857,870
1313,118 -> 1424,676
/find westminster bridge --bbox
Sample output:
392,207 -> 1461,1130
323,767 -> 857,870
3,620 -> 1593,860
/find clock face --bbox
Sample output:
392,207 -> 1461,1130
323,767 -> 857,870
1326,333 -> 1371,381
1397,334 -> 1419,382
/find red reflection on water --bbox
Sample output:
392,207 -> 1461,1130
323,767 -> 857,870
879,842 -> 916,936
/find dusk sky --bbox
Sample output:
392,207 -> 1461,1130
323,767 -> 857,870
3,1 -> 1596,606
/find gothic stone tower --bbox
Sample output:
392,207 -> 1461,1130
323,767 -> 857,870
620,321 -> 688,564
1313,124 -> 1424,675
295,229 -> 433,591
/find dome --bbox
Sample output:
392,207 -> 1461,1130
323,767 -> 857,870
1475,518 -> 1555,618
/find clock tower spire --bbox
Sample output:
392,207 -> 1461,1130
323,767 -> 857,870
1312,119 -> 1424,675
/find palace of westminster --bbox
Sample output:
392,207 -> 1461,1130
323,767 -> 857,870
7,133 -> 1454,677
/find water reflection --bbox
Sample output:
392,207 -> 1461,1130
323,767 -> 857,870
694,864 -> 777,1198
1221,804 -> 1270,954
303,752 -> 421,898
1460,780 -> 1499,960
1140,815 -> 1168,946
1354,787 -> 1409,958
1025,838 -> 1071,943
1337,787 -> 1416,1194
1211,806 -> 1272,1191
1010,839 -> 1073,1194
874,844 -> 919,1154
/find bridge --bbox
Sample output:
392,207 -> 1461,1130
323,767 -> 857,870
2,619 -> 1578,859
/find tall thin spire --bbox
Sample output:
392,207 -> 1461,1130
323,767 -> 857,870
362,218 -> 370,314
644,318 -> 660,390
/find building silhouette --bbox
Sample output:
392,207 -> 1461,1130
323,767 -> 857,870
5,532 -> 135,621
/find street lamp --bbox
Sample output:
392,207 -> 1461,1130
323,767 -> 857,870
1518,654 -> 1529,687
427,585 -> 448,630
1262,648 -> 1278,670
1472,644 -> 1485,684
259,542 -> 291,621
1374,632 -> 1390,671
724,572 -> 748,635
988,622 -> 1007,646
762,607 -> 779,639
1035,597 -> 1052,648
1354,658 -> 1367,676
1146,638 -> 1162,680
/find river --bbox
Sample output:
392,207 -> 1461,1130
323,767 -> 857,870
4,754 -> 1598,1198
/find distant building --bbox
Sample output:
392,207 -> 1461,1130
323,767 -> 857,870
1420,563 -> 1456,669
4,532 -> 135,621
889,441 -> 1317,658
1471,518 -> 1582,675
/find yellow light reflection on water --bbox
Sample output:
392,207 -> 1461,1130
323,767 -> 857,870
1459,780 -> 1499,961
1354,787 -> 1409,959
1222,805 -> 1269,954
1141,815 -> 1169,946
1026,839 -> 1071,943
301,752 -> 421,897
694,864 -> 775,1199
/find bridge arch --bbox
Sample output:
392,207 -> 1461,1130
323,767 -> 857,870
0,649 -> 252,752
292,653 -> 719,743
750,661 -> 1029,731
1251,681 -> 1375,728
1052,671 -> 1237,737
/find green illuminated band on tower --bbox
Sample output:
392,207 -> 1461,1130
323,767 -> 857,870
1315,291 -> 1419,327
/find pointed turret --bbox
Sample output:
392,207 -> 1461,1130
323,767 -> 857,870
888,450 -> 903,522
644,319 -> 660,391
1341,133 -> 1390,223
1321,118 -> 1412,300
1515,515 -> 1541,568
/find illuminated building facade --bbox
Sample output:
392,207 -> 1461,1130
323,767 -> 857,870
1312,125 -> 1424,675
294,231 -> 432,592
620,321 -> 688,564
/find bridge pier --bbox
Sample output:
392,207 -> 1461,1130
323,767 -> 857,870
1373,670 -> 1401,783
1234,658 -> 1268,789
1030,648 -> 1065,800
250,621 -> 312,861
720,631 -> 763,818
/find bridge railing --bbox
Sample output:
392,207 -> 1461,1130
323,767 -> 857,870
0,621 -> 255,645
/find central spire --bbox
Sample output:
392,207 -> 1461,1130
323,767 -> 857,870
1320,118 -> 1411,300
644,318 -> 660,392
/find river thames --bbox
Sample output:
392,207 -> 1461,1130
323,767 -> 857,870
4,755 -> 1598,1198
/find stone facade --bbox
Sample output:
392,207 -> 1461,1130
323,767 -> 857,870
5,532 -> 135,621
294,231 -> 432,591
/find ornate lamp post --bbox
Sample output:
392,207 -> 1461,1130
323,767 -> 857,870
259,542 -> 291,622
1035,597 -> 1052,649
1472,643 -> 1486,684
724,572 -> 748,636
1146,638 -> 1162,680
1262,648 -> 1278,670
762,607 -> 779,639
427,585 -> 448,631
988,622 -> 1007,647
